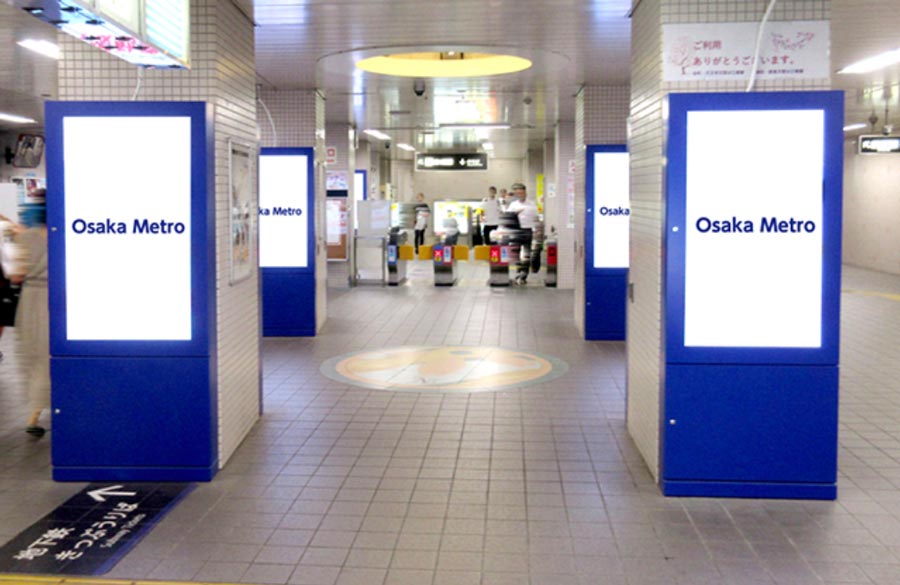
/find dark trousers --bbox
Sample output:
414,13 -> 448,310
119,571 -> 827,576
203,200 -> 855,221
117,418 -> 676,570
483,224 -> 497,245
516,229 -> 533,282
415,229 -> 425,252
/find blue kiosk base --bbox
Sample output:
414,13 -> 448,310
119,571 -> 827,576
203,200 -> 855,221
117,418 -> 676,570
585,273 -> 627,341
662,363 -> 838,501
262,271 -> 316,337
51,357 -> 218,482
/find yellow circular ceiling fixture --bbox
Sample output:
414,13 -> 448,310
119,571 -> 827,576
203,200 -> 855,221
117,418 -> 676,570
356,52 -> 532,78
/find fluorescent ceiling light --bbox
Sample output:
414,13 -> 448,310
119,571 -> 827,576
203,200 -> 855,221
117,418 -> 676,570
397,143 -> 416,152
363,129 -> 391,140
18,39 -> 60,59
439,123 -> 511,130
356,52 -> 531,78
843,123 -> 867,132
839,48 -> 900,74
0,112 -> 37,124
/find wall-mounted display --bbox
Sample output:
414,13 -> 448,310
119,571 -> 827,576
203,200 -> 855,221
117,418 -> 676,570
228,139 -> 254,285
259,152 -> 310,268
591,150 -> 630,269
434,200 -> 482,235
682,109 -> 824,349
62,115 -> 193,341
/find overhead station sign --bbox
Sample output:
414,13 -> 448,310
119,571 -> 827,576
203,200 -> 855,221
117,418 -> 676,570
63,115 -> 193,341
416,153 -> 488,171
259,152 -> 310,268
683,108 -> 825,348
858,135 -> 900,154
17,0 -> 190,68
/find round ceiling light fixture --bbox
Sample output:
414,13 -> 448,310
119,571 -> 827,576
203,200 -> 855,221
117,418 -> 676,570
356,51 -> 532,78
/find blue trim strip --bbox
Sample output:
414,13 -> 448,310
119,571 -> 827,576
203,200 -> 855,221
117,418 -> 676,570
662,480 -> 836,500
46,101 -> 215,358
664,91 -> 843,366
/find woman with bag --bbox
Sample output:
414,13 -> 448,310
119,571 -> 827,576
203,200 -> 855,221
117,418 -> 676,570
10,191 -> 49,437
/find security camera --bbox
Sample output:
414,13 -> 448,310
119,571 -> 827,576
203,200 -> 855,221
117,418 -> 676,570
413,79 -> 426,97
385,141 -> 391,149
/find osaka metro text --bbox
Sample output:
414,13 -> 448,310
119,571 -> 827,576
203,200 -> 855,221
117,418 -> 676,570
695,217 -> 816,234
70,219 -> 186,234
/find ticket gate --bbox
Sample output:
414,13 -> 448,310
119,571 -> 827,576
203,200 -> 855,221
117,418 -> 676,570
387,228 -> 411,286
544,239 -> 558,287
488,244 -> 512,287
433,244 -> 457,286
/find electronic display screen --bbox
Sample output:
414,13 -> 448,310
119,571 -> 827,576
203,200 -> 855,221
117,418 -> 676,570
259,153 -> 309,268
64,116 -> 192,340
683,109 -> 824,348
592,151 -> 630,268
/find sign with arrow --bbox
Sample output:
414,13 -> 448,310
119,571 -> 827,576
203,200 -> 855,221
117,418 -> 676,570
0,482 -> 192,576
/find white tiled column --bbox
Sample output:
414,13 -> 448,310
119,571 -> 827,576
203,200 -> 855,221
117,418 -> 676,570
627,0 -> 831,480
574,86 -> 630,333
56,0 -> 260,467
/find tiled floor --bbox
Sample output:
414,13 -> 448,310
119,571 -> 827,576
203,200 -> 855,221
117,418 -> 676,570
1,262 -> 900,585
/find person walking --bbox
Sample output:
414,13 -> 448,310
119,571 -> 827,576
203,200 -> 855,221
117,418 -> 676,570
10,190 -> 50,437
506,183 -> 539,284
413,192 -> 430,254
482,186 -> 501,244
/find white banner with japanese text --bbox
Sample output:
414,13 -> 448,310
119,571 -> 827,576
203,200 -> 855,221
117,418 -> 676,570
663,21 -> 829,82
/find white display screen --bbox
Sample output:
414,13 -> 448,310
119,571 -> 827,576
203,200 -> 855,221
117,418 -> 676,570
592,151 -> 630,268
64,116 -> 192,341
683,109 -> 824,348
259,154 -> 309,267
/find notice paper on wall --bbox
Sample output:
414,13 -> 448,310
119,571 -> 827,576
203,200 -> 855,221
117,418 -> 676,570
63,116 -> 192,341
663,21 -> 829,82
683,109 -> 824,348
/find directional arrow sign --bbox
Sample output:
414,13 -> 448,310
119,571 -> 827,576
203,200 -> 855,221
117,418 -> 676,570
87,485 -> 137,502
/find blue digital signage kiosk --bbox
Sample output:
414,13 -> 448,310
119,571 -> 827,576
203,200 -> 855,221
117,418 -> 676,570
259,147 -> 316,336
585,145 -> 629,340
662,91 -> 843,499
46,101 -> 217,481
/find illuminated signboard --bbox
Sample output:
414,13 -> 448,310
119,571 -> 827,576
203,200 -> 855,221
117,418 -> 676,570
683,109 -> 824,348
64,116 -> 192,340
17,0 -> 190,68
592,150 -> 630,268
259,153 -> 309,268
858,135 -> 900,154
416,153 -> 488,171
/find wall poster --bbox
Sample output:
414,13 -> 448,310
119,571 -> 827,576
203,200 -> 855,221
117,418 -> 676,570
228,139 -> 254,285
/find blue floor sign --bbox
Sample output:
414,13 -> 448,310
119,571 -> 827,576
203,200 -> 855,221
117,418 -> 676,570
0,483 -> 192,575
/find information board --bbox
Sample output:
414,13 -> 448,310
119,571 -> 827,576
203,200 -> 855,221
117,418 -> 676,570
683,109 -> 824,348
259,153 -> 309,268
63,116 -> 192,341
592,150 -> 630,269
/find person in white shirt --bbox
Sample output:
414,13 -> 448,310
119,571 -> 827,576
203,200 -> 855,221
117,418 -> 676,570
482,186 -> 501,244
506,183 -> 541,284
413,192 -> 430,253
